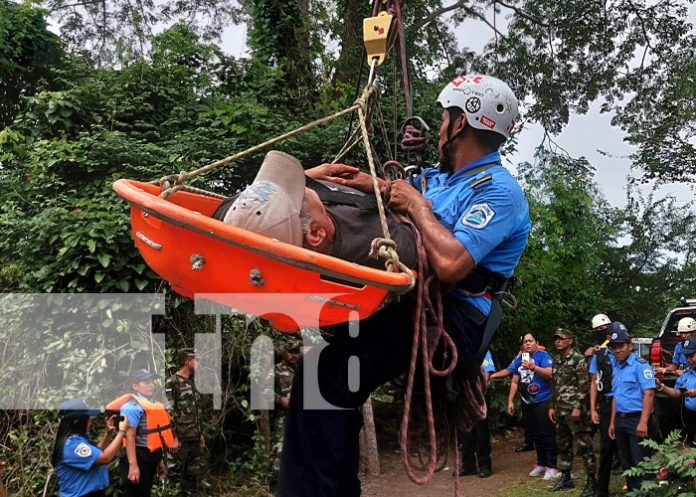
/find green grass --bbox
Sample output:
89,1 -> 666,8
497,471 -> 626,497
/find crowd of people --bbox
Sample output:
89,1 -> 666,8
466,314 -> 696,497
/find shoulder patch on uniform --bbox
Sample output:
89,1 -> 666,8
461,203 -> 495,229
642,368 -> 653,380
470,174 -> 493,189
74,442 -> 92,458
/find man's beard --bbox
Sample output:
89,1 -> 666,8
439,140 -> 454,175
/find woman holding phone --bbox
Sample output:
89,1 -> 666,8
505,333 -> 558,480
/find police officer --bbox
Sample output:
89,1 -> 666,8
607,322 -> 656,492
270,343 -> 300,487
52,399 -> 129,497
548,328 -> 596,495
165,349 -> 205,497
588,318 -> 617,497
459,350 -> 495,478
277,74 -> 530,497
656,337 -> 696,443
665,317 -> 696,373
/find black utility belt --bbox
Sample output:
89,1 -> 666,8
599,395 -> 613,403
616,411 -> 641,418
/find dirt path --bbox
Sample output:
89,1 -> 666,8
361,430 -> 536,497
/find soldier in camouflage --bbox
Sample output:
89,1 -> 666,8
270,343 -> 301,489
548,328 -> 597,496
165,348 -> 206,497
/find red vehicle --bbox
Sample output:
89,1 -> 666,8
650,298 -> 696,438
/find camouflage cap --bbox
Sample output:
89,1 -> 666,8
177,347 -> 196,364
552,328 -> 574,340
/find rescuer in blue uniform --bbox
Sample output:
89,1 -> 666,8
607,322 -> 656,492
656,336 -> 696,443
277,74 -> 531,497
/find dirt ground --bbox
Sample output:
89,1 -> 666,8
361,429 -> 537,497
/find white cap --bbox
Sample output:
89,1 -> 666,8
224,151 -> 305,245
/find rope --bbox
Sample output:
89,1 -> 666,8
155,85 -> 378,198
399,219 -> 459,486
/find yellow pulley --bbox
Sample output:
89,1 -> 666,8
363,11 -> 394,67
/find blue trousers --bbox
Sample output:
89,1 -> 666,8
276,296 -> 486,497
614,414 -> 653,491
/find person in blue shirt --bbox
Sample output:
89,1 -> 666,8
656,337 -> 696,444
459,350 -> 496,478
607,322 -> 656,492
276,75 -> 531,497
588,319 -> 618,497
664,317 -> 696,374
502,332 -> 559,481
52,398 -> 129,497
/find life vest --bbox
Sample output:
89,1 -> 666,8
106,394 -> 175,451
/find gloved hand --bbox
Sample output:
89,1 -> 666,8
400,124 -> 427,152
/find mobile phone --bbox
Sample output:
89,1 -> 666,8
522,352 -> 530,362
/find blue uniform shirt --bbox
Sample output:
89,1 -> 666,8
612,352 -> 656,413
675,368 -> 696,411
508,349 -> 553,404
482,350 -> 495,373
55,434 -> 108,497
413,151 -> 531,316
589,348 -> 617,397
121,395 -> 150,447
673,342 -> 689,369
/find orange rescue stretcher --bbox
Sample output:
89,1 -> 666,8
113,179 -> 413,332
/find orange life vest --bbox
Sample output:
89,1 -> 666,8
106,394 -> 175,452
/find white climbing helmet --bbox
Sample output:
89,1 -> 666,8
591,314 -> 611,330
436,74 -> 519,140
677,317 -> 696,334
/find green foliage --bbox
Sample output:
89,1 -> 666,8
0,0 -> 62,128
626,430 -> 696,497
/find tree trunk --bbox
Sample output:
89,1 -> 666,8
259,409 -> 272,464
332,0 -> 370,87
359,397 -> 380,475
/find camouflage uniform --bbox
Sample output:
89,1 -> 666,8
166,371 -> 204,497
271,357 -> 296,474
551,345 -> 596,475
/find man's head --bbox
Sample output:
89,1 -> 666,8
177,348 -> 197,371
676,317 -> 696,341
607,322 -> 633,362
283,344 -> 302,364
552,328 -> 574,353
591,314 -> 612,336
130,369 -> 157,397
224,151 -> 306,245
682,338 -> 696,368
436,74 -> 518,172
521,332 -> 539,353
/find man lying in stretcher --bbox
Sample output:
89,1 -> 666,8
212,150 -> 418,270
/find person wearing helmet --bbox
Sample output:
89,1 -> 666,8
276,75 -> 530,497
666,317 -> 696,374
587,314 -> 618,497
656,336 -> 696,443
52,398 -> 129,497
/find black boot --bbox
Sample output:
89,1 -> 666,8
579,474 -> 597,497
549,470 -> 574,492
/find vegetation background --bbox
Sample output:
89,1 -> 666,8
0,0 -> 694,495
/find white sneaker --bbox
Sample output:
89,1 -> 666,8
543,468 -> 560,480
528,465 -> 546,477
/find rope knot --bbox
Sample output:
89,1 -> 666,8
175,171 -> 188,185
369,237 -> 400,271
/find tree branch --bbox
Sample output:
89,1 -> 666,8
49,0 -> 103,13
413,0 -> 468,31
495,0 -> 548,27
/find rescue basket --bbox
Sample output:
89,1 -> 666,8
113,179 -> 413,332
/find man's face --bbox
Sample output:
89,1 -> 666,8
437,110 -> 450,164
608,342 -> 632,361
284,349 -> 301,364
301,188 -> 333,249
554,336 -> 572,353
686,351 -> 696,368
186,357 -> 198,371
133,379 -> 156,397
593,324 -> 610,342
